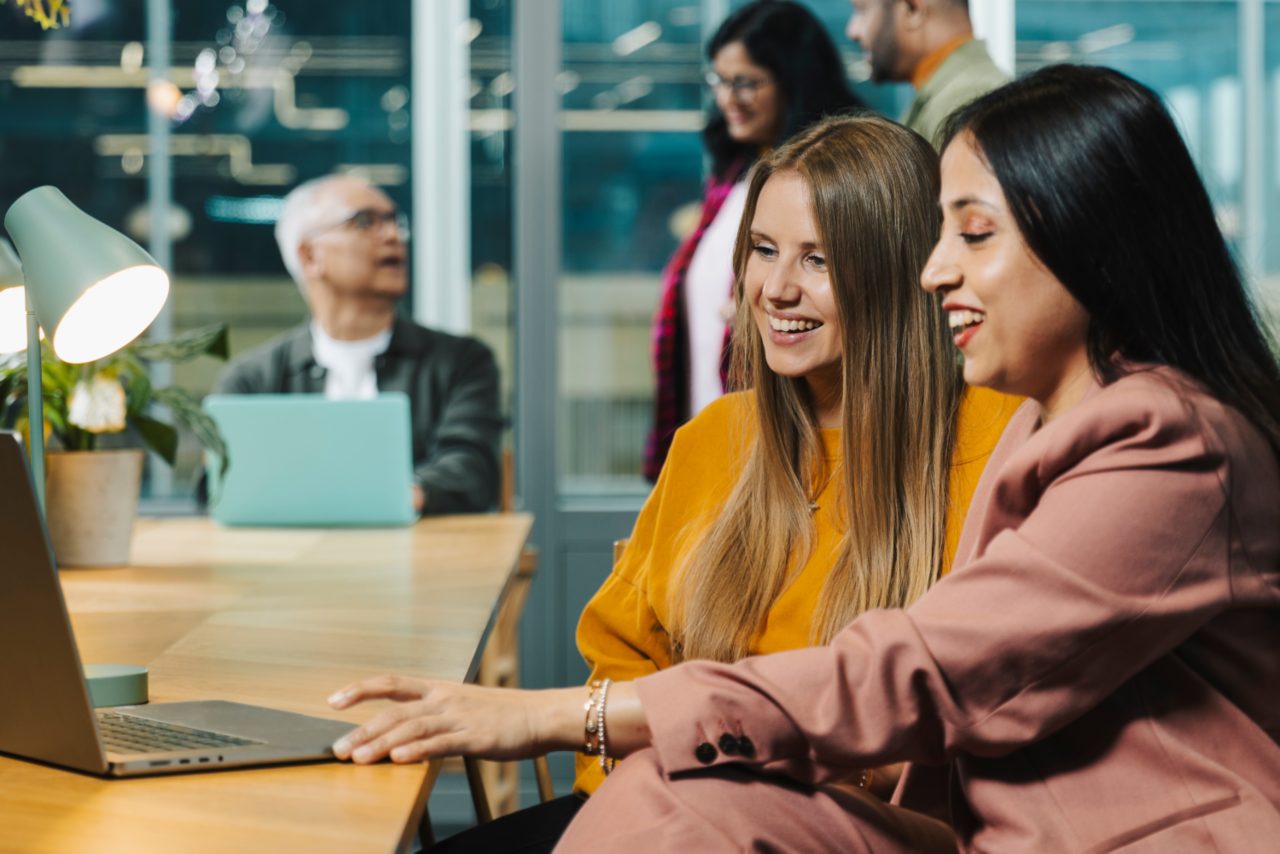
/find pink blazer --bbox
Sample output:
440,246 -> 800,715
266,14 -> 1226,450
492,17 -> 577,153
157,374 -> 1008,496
572,367 -> 1280,851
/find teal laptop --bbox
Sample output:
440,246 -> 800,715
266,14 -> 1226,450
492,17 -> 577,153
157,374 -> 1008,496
204,393 -> 416,527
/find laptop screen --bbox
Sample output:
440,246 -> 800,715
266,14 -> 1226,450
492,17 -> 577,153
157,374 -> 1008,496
0,432 -> 109,773
204,393 -> 415,527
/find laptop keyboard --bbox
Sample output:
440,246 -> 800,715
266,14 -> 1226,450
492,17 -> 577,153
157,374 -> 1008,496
97,711 -> 263,754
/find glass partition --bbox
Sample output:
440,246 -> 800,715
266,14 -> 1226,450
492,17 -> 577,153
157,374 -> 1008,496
166,3 -> 414,495
2,2 -> 416,501
1017,0 -> 1277,315
469,0 -> 516,452
554,0 -> 883,496
2,0 -> 1272,505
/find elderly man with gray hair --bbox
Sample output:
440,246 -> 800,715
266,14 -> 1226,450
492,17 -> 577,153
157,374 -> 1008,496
214,174 -> 501,515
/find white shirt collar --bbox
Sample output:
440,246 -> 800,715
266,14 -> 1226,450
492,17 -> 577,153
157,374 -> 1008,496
309,322 -> 392,400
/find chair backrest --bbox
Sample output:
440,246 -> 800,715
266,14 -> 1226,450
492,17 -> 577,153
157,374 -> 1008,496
464,467 -> 626,823
462,445 -> 555,824
501,446 -> 515,513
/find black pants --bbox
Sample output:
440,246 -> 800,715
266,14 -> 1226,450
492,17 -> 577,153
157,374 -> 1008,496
428,794 -> 585,854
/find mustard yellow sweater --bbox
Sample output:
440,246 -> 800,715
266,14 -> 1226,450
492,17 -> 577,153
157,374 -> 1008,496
574,387 -> 1018,793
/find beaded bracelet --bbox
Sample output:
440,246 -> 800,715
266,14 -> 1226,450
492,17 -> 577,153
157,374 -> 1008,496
597,677 -> 615,775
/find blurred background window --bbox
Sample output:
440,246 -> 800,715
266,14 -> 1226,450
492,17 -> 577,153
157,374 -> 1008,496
1015,0 -> 1278,323
6,1 -> 1268,504
549,0 -> 1279,497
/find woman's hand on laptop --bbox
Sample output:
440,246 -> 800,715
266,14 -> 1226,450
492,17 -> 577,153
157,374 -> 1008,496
327,676 -> 587,764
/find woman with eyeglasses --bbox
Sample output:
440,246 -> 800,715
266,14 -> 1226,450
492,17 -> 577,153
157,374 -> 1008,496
330,66 -> 1280,851
645,0 -> 863,481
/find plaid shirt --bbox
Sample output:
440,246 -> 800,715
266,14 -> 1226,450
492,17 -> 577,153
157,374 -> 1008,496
643,161 -> 747,482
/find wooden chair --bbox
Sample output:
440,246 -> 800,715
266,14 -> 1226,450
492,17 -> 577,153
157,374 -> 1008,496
452,502 -> 628,826
458,450 -> 555,822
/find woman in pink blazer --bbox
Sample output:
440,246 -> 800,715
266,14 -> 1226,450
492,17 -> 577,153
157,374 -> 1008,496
330,66 -> 1280,852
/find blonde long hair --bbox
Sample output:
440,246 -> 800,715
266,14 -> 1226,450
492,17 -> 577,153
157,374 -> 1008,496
669,114 -> 961,663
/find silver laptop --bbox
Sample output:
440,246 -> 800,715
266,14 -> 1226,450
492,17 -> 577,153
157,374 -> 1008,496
204,393 -> 416,527
0,432 -> 354,777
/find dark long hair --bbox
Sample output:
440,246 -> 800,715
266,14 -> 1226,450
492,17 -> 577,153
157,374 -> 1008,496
943,64 -> 1280,451
704,1 -> 863,179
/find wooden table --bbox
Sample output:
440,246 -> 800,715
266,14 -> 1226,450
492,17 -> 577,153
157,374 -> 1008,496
0,513 -> 532,854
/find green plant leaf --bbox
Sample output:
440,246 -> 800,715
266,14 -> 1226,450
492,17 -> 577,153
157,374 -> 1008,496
43,400 -> 68,434
128,412 -> 178,466
131,323 -> 230,363
1,389 -> 24,430
122,360 -> 155,414
43,356 -> 76,391
115,349 -> 147,382
0,354 -> 26,384
2,324 -> 232,469
152,386 -> 228,480
206,324 -> 230,360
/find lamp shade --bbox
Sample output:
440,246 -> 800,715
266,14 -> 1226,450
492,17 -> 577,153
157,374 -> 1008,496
4,187 -> 168,364
0,238 -> 20,286
0,239 -> 25,353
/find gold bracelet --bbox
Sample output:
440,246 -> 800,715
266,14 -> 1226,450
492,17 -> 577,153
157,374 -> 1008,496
582,680 -> 601,754
597,677 -> 616,775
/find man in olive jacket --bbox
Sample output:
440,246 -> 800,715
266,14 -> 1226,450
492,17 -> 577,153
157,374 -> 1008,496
215,175 -> 501,516
846,0 -> 1008,148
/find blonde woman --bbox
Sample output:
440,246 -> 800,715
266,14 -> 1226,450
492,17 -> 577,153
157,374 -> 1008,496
577,112 -> 1017,797
330,114 -> 1018,850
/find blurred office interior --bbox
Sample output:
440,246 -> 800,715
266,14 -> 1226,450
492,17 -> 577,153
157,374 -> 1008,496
2,0 -> 1277,818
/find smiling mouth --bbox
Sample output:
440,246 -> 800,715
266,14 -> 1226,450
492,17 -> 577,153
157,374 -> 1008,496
769,315 -> 822,333
947,310 -> 985,334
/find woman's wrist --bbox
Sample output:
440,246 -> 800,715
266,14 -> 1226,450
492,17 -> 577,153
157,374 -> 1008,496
600,681 -> 649,758
531,681 -> 651,760
534,686 -> 595,753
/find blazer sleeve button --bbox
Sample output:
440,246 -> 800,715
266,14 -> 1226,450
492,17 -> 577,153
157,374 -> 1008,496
694,742 -> 718,764
718,733 -> 739,756
736,735 -> 755,758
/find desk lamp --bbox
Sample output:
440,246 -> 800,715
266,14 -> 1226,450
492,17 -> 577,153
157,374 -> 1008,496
0,240 -> 25,353
3,187 -> 169,709
3,186 -> 169,514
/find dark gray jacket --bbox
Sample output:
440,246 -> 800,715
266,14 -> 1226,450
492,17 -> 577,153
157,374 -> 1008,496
214,317 -> 502,515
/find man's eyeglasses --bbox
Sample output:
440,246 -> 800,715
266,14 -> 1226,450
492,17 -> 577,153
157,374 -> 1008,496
312,208 -> 410,239
704,71 -> 772,101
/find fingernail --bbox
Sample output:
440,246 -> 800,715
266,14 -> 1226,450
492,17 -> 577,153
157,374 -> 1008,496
333,738 -> 350,755
353,746 -> 372,762
390,748 -> 406,762
327,690 -> 349,706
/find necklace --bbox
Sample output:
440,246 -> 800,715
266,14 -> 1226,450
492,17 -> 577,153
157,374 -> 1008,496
807,464 -> 838,513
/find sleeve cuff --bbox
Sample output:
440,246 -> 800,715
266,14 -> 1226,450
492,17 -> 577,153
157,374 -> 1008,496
635,659 -> 804,777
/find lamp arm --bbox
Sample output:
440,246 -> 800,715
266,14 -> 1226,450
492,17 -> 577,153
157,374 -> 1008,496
25,289 -> 45,520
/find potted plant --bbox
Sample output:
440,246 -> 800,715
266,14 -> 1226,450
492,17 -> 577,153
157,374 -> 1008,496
0,323 -> 229,566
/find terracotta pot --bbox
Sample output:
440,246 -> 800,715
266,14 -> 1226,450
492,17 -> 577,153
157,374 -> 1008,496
45,449 -> 145,568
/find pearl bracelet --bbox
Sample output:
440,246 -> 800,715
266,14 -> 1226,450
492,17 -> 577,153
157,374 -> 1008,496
597,677 -> 615,775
